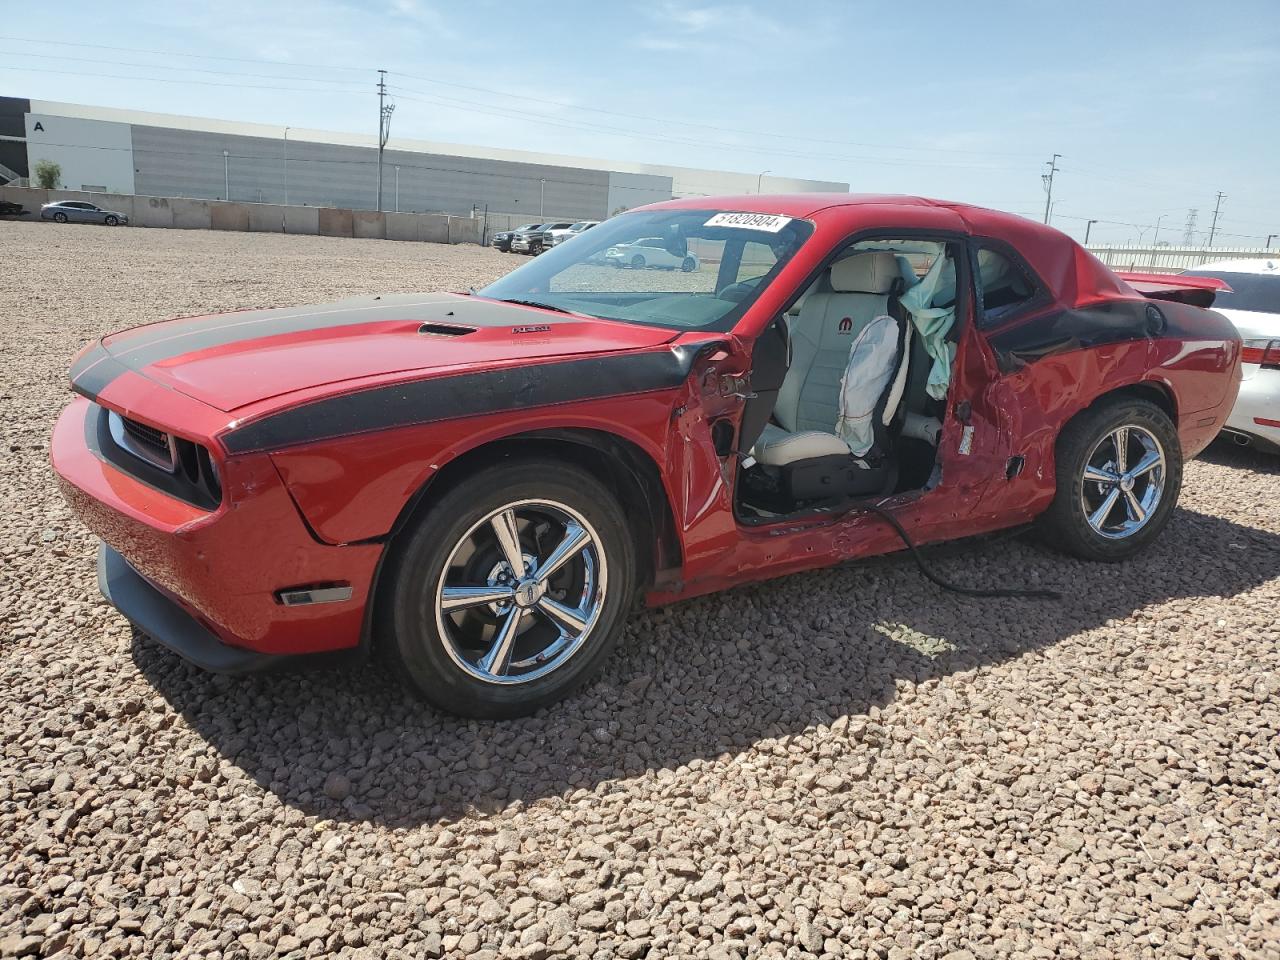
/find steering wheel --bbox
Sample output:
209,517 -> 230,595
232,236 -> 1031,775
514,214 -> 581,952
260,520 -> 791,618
717,276 -> 764,303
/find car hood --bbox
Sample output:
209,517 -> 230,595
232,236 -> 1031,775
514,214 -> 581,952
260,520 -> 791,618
91,293 -> 679,412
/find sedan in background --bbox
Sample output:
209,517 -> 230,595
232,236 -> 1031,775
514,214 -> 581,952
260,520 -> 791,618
605,237 -> 700,271
1183,259 -> 1280,454
550,221 -> 600,246
490,223 -> 542,253
41,200 -> 129,226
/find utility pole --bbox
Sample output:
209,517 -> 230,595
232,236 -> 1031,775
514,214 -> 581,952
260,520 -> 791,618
223,149 -> 229,201
1152,214 -> 1165,246
394,166 -> 400,212
1207,191 -> 1226,247
757,169 -> 771,193
1084,219 -> 1099,244
1183,209 -> 1198,246
282,127 -> 290,206
1041,153 -> 1061,224
376,70 -> 395,212
539,178 -> 546,218
1268,234 -> 1277,249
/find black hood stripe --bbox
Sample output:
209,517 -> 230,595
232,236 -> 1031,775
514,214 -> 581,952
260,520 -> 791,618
221,348 -> 701,454
106,296 -> 461,372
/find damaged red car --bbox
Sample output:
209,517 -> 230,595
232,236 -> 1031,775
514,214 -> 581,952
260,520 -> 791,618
52,195 -> 1241,718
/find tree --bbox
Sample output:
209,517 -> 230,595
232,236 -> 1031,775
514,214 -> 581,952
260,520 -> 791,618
33,159 -> 61,190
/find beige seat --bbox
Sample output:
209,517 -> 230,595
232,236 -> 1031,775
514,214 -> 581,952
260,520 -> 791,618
753,251 -> 903,468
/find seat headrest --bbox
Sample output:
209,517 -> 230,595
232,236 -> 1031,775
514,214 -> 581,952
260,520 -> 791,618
830,252 -> 899,294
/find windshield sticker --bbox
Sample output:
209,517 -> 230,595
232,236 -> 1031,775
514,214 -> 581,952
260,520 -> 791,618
704,212 -> 793,233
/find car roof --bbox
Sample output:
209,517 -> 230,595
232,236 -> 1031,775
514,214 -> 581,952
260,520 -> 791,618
643,193 -> 1137,308
1187,258 -> 1280,276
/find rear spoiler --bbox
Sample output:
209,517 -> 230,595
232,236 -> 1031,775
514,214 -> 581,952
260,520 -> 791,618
1116,272 -> 1232,308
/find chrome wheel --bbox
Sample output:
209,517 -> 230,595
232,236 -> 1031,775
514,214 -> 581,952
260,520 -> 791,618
1079,424 -> 1166,540
434,499 -> 607,685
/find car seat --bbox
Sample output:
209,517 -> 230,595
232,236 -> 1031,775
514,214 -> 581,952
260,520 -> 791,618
750,252 -> 912,500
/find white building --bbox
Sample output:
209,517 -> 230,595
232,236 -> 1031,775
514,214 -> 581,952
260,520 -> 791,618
1,95 -> 847,221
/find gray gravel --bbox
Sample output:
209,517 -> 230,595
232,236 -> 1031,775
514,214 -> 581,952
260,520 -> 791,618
2,220 -> 1279,960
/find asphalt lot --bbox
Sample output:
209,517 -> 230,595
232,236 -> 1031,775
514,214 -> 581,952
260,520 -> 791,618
1,220 -> 1278,959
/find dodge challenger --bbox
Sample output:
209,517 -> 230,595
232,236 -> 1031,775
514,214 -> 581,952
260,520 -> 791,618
52,195 -> 1242,718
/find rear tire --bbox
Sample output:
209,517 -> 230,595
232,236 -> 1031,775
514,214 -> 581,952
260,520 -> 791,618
385,458 -> 637,719
53,212 -> 68,223
1039,397 -> 1182,561
631,254 -> 645,269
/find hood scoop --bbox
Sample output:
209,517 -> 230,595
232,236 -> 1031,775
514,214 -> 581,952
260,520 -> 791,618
418,321 -> 476,337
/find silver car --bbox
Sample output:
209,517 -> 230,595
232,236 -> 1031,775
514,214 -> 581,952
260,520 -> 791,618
41,200 -> 129,226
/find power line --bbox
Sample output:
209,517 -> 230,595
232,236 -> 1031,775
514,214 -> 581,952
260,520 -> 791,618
393,70 -> 1043,159
4,50 -> 368,87
0,33 -> 369,72
389,85 -> 1023,172
0,64 -> 369,95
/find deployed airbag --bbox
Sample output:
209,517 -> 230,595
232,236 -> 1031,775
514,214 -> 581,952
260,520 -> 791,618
900,256 -> 957,400
836,314 -> 901,456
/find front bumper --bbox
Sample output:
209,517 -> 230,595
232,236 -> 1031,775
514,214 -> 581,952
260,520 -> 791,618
99,544 -> 284,673
1225,367 -> 1280,452
53,397 -> 382,660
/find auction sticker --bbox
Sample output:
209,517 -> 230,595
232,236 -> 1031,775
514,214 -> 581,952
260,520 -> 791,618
704,212 -> 793,232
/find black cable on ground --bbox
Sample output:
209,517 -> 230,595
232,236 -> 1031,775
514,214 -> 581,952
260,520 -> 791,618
857,502 -> 1062,600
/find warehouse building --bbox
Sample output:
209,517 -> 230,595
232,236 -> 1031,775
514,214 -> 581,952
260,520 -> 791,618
0,96 -> 847,222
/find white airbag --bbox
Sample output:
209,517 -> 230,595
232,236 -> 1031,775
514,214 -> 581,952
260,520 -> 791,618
835,314 -> 901,457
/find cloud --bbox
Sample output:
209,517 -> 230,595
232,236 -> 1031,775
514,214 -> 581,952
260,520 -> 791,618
634,2 -> 796,54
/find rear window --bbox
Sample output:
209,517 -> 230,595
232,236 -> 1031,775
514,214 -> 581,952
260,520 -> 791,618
1184,270 -> 1280,314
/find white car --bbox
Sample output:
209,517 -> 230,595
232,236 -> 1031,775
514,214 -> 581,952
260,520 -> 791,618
549,220 -> 599,246
604,237 -> 700,272
1184,258 -> 1280,453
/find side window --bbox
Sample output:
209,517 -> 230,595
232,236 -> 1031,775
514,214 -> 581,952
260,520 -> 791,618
974,246 -> 1039,327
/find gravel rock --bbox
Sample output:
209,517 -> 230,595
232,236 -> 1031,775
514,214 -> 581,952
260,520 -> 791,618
1,222 -> 1277,959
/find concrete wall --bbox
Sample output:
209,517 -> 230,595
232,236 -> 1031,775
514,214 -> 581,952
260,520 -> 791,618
248,203 -> 286,232
352,210 -> 385,240
0,186 -> 481,245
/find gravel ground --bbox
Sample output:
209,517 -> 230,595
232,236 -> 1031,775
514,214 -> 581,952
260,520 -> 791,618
2,220 -> 1279,960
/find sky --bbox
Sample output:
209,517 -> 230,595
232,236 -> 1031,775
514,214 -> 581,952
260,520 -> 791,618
2,0 -> 1277,247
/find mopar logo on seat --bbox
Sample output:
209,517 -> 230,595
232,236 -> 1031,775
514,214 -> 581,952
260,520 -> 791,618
838,317 -> 853,333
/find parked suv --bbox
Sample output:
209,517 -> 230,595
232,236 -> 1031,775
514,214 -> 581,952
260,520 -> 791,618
491,223 -> 542,253
549,221 -> 600,247
41,200 -> 130,226
512,221 -> 575,255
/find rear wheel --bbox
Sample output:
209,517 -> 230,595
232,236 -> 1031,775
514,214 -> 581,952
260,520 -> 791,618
386,459 -> 637,718
1039,397 -> 1182,561
53,212 -> 68,223
630,254 -> 646,269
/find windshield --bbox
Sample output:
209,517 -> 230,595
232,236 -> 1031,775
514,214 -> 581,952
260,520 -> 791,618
1184,269 -> 1280,315
478,208 -> 814,331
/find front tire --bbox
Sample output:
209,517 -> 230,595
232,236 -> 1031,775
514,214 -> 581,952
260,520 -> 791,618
385,458 -> 637,719
630,254 -> 646,269
53,212 -> 68,223
681,256 -> 697,272
104,215 -> 119,226
1039,397 -> 1182,561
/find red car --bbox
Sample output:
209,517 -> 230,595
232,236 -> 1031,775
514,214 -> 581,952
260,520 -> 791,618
52,195 -> 1241,718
